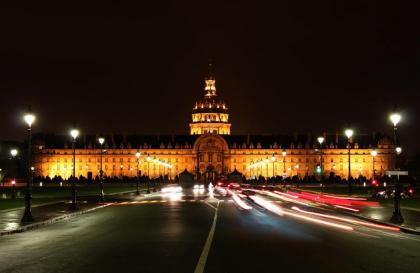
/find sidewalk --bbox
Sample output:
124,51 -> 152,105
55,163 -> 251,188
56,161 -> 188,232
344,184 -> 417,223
0,191 -> 147,236
359,205 -> 420,232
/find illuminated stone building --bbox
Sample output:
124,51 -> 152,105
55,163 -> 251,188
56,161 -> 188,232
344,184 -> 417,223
33,71 -> 395,181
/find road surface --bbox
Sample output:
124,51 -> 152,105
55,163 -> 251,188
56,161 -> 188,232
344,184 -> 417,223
0,187 -> 419,273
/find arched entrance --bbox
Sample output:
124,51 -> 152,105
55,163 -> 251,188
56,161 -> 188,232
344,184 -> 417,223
192,134 -> 229,182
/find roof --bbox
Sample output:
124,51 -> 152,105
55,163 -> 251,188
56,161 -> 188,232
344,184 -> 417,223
32,132 -> 392,150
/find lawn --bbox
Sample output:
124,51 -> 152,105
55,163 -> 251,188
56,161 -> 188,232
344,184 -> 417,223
0,183 -> 145,210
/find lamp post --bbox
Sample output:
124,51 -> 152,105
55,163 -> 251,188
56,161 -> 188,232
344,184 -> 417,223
265,157 -> 269,178
390,111 -> 404,223
120,164 -> 124,179
135,151 -> 141,194
146,154 -> 151,193
98,137 -> 105,202
317,136 -> 325,193
345,128 -> 354,195
70,128 -> 79,210
10,149 -> 18,199
271,154 -> 276,177
370,149 -> 377,180
21,111 -> 36,221
282,149 -> 287,178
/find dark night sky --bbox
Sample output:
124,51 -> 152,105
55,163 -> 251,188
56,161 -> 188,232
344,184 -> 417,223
0,1 -> 419,153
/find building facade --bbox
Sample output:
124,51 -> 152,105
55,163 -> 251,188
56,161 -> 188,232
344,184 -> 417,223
33,73 -> 395,181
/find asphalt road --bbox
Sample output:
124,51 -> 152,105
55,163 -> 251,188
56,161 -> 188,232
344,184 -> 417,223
0,188 -> 419,273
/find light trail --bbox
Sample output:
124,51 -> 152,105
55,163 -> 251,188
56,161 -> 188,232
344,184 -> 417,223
249,195 -> 353,231
323,194 -> 367,201
273,191 -> 299,198
249,195 -> 283,215
228,189 -> 253,210
283,210 -> 354,231
334,205 -> 360,212
285,191 -> 380,209
291,206 -> 400,232
259,190 -> 309,206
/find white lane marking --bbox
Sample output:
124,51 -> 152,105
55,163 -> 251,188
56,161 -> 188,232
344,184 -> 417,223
194,201 -> 220,273
203,201 -> 217,210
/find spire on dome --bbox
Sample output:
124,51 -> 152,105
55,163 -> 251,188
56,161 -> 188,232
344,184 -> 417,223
205,61 -> 216,97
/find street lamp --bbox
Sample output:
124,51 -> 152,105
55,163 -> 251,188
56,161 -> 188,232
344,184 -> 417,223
265,157 -> 269,178
345,128 -> 354,194
70,128 -> 79,210
146,154 -> 151,177
21,110 -> 36,222
135,151 -> 143,194
317,136 -> 325,193
282,149 -> 287,178
370,149 -> 377,180
168,164 -> 172,181
98,137 -> 105,202
271,154 -> 276,177
390,111 -> 404,223
146,154 -> 151,193
10,149 -> 18,199
119,164 -> 124,179
10,149 -> 18,157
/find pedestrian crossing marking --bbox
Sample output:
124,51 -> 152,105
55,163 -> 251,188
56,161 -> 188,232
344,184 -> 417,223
113,199 -> 219,206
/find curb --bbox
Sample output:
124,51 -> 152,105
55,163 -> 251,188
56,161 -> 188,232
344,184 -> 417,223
0,203 -> 112,236
335,208 -> 420,236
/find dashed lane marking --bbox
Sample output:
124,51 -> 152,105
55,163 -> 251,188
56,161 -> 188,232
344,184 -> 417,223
113,199 -> 220,206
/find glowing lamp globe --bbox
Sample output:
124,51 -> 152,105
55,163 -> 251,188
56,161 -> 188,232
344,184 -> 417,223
345,129 -> 354,139
70,129 -> 79,140
10,149 -> 18,157
390,113 -> 401,127
24,113 -> 36,127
